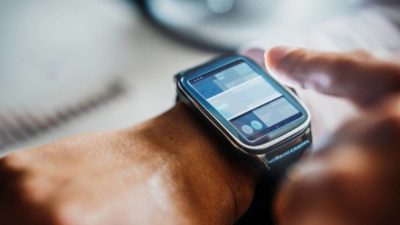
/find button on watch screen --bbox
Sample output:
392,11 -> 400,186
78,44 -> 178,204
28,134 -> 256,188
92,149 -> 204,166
190,62 -> 303,141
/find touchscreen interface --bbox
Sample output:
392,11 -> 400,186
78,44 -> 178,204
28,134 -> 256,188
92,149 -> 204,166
189,61 -> 303,142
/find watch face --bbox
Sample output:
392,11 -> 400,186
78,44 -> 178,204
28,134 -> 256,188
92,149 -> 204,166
178,55 -> 310,152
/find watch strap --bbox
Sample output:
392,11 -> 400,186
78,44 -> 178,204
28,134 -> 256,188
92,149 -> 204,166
262,128 -> 312,172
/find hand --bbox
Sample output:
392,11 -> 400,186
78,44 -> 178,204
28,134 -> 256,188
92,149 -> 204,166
265,47 -> 400,225
0,103 -> 260,225
242,48 -> 359,143
265,47 -> 400,107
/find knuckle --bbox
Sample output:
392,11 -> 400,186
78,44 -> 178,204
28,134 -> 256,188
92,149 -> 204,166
0,154 -> 27,177
0,158 -> 46,203
0,155 -> 18,171
0,152 -> 32,171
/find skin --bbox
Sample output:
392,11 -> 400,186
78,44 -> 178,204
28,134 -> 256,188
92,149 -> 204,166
264,47 -> 400,225
0,46 -> 400,225
0,103 -> 259,225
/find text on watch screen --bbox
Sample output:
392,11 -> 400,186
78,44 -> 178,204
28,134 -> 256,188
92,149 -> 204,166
189,62 -> 302,141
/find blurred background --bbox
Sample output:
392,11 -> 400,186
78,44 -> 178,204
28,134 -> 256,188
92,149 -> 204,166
1,1 -> 400,224
1,0 -> 400,155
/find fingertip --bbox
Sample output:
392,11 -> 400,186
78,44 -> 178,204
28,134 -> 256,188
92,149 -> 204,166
264,46 -> 302,88
265,46 -> 291,71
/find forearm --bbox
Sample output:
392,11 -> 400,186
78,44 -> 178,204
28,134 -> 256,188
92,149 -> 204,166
0,103 -> 260,225
125,102 -> 260,224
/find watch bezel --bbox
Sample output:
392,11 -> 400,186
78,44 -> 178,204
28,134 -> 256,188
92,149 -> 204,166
176,54 -> 311,155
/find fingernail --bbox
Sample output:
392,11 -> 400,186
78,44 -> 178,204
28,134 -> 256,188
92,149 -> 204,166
265,46 -> 291,68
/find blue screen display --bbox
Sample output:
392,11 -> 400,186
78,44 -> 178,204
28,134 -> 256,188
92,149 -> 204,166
190,62 -> 303,142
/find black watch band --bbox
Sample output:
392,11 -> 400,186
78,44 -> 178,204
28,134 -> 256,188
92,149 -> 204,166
261,128 -> 312,171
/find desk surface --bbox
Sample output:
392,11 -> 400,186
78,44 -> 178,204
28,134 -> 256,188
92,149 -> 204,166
1,1 -> 400,155
0,0 -> 212,154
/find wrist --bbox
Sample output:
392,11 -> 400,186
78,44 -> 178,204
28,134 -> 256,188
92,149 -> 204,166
128,103 -> 260,224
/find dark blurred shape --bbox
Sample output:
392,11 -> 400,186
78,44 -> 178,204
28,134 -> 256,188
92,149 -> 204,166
235,173 -> 280,225
135,0 -> 363,52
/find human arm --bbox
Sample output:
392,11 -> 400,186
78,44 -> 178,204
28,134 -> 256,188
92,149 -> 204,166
0,103 -> 259,225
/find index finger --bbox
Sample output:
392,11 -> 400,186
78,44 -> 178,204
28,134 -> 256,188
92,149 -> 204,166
265,46 -> 400,107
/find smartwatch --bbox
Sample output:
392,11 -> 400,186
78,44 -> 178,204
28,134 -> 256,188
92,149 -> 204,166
175,54 -> 312,171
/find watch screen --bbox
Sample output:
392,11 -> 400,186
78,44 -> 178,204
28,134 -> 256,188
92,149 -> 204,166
189,61 -> 304,142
